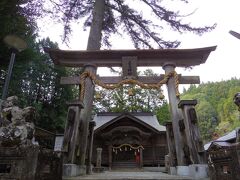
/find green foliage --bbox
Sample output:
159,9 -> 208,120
94,84 -> 163,113
0,0 -> 38,67
8,38 -> 75,132
155,101 -> 171,125
0,0 -> 37,96
0,1 -> 75,133
182,78 -> 240,142
94,69 -> 171,125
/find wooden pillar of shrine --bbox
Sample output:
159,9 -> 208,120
108,145 -> 112,170
78,64 -> 97,168
163,64 -> 186,166
139,148 -> 143,168
178,100 -> 206,164
62,101 -> 84,164
86,120 -> 96,174
152,140 -> 156,165
165,122 -> 177,167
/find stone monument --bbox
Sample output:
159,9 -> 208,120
92,147 -> 104,173
0,96 -> 35,147
0,96 -> 38,180
0,96 -> 63,180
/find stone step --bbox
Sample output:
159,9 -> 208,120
62,171 -> 195,180
112,161 -> 138,168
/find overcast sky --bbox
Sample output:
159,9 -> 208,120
38,0 -> 240,86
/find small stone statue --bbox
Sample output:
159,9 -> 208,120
234,92 -> 240,111
0,96 -> 35,147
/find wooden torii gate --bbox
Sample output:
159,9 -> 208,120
45,46 -> 216,175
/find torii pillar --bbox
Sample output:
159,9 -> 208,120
45,46 -> 216,176
163,63 -> 186,166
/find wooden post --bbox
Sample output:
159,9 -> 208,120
165,122 -> 177,167
62,101 -> 84,164
78,65 -> 97,168
163,64 -> 186,166
178,100 -> 206,164
108,145 -> 112,170
86,120 -> 96,174
152,140 -> 156,165
139,148 -> 143,168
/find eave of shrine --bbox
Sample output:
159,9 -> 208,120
44,46 -> 217,67
93,112 -> 166,134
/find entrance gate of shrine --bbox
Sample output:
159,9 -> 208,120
111,144 -> 143,168
45,46 -> 216,176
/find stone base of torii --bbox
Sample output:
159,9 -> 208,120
45,46 -> 216,178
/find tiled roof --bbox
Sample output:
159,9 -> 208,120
204,129 -> 237,150
217,130 -> 236,141
93,112 -> 166,132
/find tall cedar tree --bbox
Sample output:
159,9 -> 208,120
24,0 -> 216,49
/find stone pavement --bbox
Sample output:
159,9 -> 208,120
63,170 -> 208,180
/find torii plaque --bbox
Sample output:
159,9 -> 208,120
45,46 -> 216,171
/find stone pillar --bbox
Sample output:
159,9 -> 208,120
93,147 -> 104,173
178,100 -> 205,164
78,64 -> 96,171
139,148 -> 143,168
163,64 -> 186,166
165,122 -> 177,168
86,120 -> 96,174
96,148 -> 102,168
108,145 -> 112,170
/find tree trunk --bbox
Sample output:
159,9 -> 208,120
87,0 -> 105,51
78,0 -> 105,167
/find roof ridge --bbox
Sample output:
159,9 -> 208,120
96,112 -> 154,116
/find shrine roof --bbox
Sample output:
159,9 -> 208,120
204,129 -> 237,150
207,141 -> 233,150
93,112 -> 166,132
44,46 -> 216,67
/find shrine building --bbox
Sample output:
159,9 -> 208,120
91,112 -> 167,169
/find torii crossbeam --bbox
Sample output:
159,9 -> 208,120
45,46 -> 216,67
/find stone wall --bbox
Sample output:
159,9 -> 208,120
0,145 -> 39,180
36,148 -> 62,180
